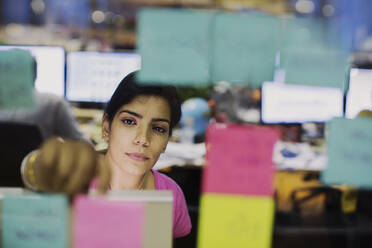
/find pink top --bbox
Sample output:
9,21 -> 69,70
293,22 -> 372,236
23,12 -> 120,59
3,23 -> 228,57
90,170 -> 192,238
152,169 -> 192,238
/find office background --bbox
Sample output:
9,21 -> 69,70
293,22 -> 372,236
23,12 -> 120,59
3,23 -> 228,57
1,1 -> 372,248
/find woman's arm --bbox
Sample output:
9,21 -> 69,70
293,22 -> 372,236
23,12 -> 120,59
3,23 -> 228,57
20,137 -> 110,197
21,149 -> 39,190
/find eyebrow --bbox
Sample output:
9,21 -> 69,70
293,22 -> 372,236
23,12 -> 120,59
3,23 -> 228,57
119,110 -> 170,124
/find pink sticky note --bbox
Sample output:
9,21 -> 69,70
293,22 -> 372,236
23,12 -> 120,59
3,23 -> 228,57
73,196 -> 144,248
202,123 -> 279,196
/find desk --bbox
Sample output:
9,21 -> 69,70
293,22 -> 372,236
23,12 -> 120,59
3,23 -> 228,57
162,166 -> 372,248
273,213 -> 372,248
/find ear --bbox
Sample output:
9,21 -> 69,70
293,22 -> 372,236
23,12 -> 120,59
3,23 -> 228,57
102,114 -> 110,142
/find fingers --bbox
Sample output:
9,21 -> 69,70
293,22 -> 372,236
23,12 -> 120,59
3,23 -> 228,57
33,137 -> 109,198
52,141 -> 78,191
63,141 -> 97,195
34,137 -> 63,191
56,140 -> 97,195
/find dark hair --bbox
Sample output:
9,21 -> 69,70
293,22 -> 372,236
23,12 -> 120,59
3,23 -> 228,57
104,71 -> 181,136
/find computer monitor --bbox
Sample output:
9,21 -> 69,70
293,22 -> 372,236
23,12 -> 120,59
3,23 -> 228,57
66,51 -> 141,103
261,82 -> 344,123
345,68 -> 372,119
0,45 -> 65,97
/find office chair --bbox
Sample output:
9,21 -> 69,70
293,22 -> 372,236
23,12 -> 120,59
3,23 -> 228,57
0,122 -> 43,187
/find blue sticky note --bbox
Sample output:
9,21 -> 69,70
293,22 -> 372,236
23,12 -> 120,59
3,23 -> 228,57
0,49 -> 35,109
2,194 -> 68,248
279,17 -> 349,89
211,13 -> 280,87
322,118 -> 372,188
137,8 -> 213,86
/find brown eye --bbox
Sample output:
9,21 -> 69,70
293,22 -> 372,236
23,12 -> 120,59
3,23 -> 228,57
122,118 -> 136,125
153,126 -> 167,134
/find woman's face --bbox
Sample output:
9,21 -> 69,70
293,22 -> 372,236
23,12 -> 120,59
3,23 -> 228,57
103,95 -> 171,176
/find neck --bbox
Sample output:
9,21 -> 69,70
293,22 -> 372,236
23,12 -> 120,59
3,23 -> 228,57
111,172 -> 147,190
104,154 -> 148,190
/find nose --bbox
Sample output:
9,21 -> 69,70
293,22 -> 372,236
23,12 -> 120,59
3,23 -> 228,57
133,125 -> 150,147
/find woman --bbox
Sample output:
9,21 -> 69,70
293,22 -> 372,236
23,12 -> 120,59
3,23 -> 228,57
21,71 -> 191,238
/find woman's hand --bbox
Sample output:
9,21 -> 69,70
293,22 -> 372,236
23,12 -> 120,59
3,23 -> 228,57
29,137 -> 110,197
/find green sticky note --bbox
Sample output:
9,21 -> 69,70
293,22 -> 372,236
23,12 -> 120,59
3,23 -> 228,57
281,47 -> 348,89
279,18 -> 349,89
137,8 -> 213,86
2,193 -> 68,248
322,118 -> 372,188
0,49 -> 35,109
211,13 -> 280,87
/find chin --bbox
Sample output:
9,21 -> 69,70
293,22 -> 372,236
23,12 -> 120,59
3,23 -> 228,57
126,164 -> 150,175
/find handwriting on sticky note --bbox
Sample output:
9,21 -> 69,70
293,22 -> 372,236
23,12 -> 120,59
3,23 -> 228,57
198,194 -> 274,248
203,124 -> 279,196
0,49 -> 35,108
14,230 -> 57,242
74,195 -> 145,248
323,118 -> 372,188
2,194 -> 68,248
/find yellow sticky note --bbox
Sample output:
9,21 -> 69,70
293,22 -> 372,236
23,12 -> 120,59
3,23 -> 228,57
197,194 -> 274,248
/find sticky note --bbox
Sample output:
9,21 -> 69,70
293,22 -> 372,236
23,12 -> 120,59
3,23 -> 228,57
73,195 -> 145,248
279,17 -> 349,89
202,123 -> 280,196
2,193 -> 68,248
322,118 -> 372,188
0,49 -> 35,109
0,187 -> 25,247
280,47 -> 348,89
211,13 -> 280,87
88,190 -> 173,248
198,194 -> 274,248
137,8 -> 213,86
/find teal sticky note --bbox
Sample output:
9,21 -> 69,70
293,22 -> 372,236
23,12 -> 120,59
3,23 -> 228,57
211,13 -> 280,87
280,17 -> 327,49
279,17 -> 349,89
2,194 -> 68,248
0,188 -> 25,247
280,47 -> 348,89
0,49 -> 35,109
322,118 -> 372,188
137,8 -> 213,86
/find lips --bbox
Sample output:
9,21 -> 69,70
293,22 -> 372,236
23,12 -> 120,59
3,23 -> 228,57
126,152 -> 150,162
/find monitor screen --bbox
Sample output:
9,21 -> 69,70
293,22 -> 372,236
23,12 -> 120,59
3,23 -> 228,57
345,68 -> 372,119
0,45 -> 65,97
66,51 -> 141,103
261,82 -> 344,123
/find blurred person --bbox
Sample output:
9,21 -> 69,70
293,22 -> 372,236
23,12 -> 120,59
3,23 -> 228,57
0,56 -> 84,140
21,71 -> 192,238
